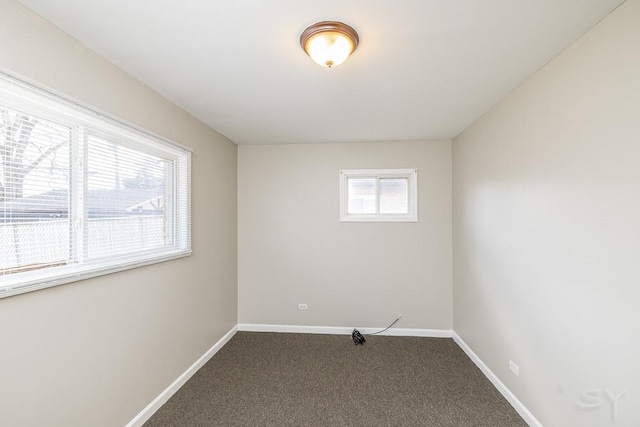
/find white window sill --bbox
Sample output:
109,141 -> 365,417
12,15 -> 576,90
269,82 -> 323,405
0,250 -> 191,299
340,214 -> 418,222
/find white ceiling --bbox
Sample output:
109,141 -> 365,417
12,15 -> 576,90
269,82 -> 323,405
18,0 -> 624,145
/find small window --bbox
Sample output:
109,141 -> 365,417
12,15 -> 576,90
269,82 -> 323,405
1,72 -> 191,298
340,169 -> 417,222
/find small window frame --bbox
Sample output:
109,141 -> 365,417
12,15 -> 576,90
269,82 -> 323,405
339,168 -> 418,222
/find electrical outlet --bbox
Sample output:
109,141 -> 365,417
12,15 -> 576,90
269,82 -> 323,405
509,360 -> 519,377
298,303 -> 308,310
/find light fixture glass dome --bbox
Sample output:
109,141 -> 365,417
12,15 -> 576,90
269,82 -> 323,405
300,21 -> 359,68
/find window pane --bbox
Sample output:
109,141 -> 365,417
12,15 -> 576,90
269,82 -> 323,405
0,73 -> 191,298
0,108 -> 71,275
86,134 -> 169,259
380,178 -> 408,214
347,177 -> 376,214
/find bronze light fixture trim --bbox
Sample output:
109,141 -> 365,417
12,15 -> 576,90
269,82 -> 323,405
300,21 -> 360,68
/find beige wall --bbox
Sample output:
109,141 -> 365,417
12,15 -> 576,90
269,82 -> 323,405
453,1 -> 640,426
238,141 -> 452,330
0,1 -> 237,426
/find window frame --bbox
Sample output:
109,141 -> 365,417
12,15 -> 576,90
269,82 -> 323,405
339,168 -> 418,222
0,71 -> 191,299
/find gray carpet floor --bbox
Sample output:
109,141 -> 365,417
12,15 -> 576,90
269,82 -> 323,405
144,332 -> 527,426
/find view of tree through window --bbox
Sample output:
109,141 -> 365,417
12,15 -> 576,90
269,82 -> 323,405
0,73 -> 190,297
0,109 -> 173,275
0,107 -> 71,274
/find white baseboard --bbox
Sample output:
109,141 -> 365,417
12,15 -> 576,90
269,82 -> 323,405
237,323 -> 452,338
125,325 -> 238,427
452,332 -> 543,427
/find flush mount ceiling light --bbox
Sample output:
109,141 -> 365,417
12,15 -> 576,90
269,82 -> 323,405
300,21 -> 359,68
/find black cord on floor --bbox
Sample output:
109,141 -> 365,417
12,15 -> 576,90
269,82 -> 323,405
352,315 -> 402,345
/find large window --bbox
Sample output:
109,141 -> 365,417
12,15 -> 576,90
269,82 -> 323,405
340,169 -> 418,222
0,72 -> 191,298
